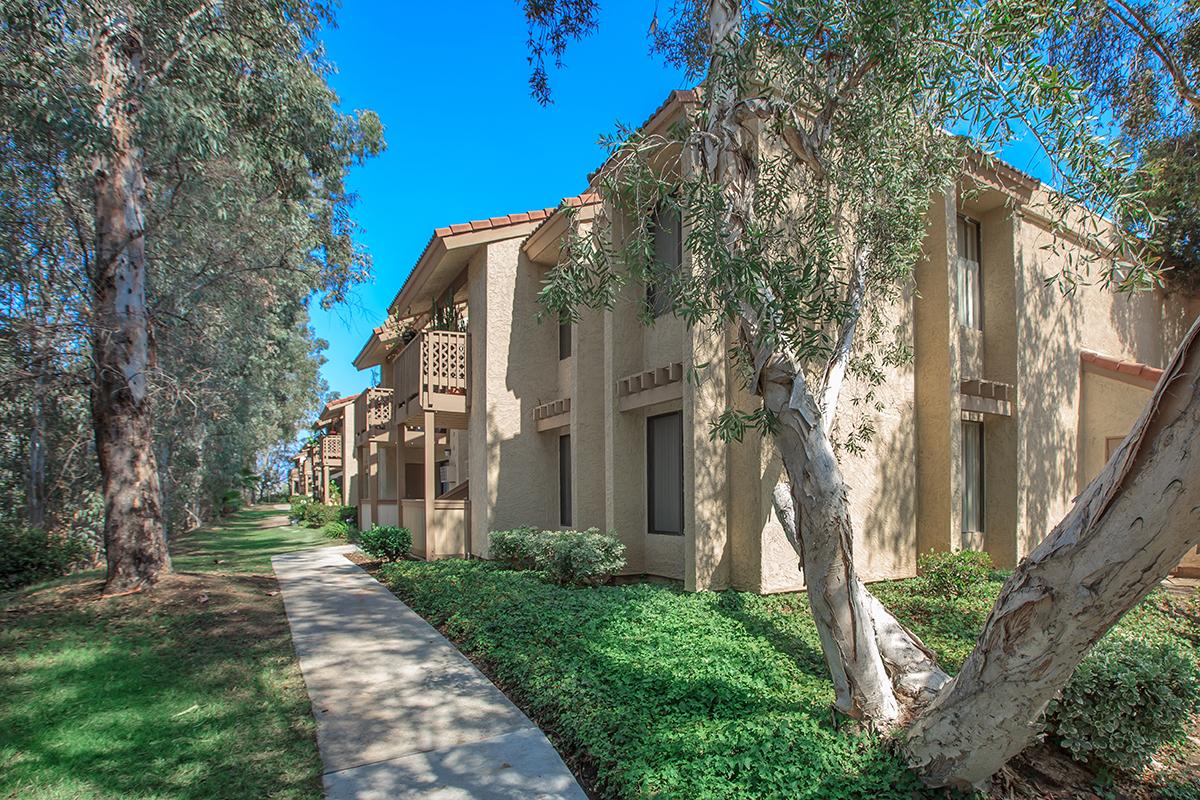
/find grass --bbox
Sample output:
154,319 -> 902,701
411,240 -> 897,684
0,506 -> 326,800
377,559 -> 1200,800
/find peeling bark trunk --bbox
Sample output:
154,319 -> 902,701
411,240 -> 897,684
905,316 -> 1200,788
91,14 -> 170,593
764,377 -> 949,724
695,0 -> 940,726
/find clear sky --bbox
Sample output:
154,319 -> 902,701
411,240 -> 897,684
310,1 -> 1054,403
310,0 -> 688,400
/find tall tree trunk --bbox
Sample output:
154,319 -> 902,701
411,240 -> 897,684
904,315 -> 1200,788
696,0 -> 944,726
91,13 -> 170,593
27,335 -> 47,531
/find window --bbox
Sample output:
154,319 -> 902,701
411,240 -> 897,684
957,215 -> 982,330
647,411 -> 683,534
559,319 -> 572,360
647,206 -> 682,318
559,434 -> 572,526
961,421 -> 984,534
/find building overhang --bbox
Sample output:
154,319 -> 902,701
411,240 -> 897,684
1081,350 -> 1164,390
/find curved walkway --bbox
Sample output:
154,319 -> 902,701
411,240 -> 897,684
272,545 -> 585,799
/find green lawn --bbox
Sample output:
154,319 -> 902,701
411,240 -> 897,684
0,507 -> 327,800
378,559 -> 1200,800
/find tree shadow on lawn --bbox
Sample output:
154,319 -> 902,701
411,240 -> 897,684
0,572 -> 322,800
170,508 -> 330,574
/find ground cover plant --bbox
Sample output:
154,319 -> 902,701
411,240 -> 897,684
0,506 -> 324,800
378,558 -> 1200,799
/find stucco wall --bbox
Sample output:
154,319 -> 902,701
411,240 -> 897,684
468,239 -> 559,557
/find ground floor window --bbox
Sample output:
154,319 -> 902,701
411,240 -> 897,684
559,433 -> 572,526
647,411 -> 683,535
961,420 -> 984,534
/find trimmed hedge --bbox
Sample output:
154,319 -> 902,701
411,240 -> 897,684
488,527 -> 626,586
358,525 -> 412,562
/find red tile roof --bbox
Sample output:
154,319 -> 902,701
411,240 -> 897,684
1081,350 -> 1164,385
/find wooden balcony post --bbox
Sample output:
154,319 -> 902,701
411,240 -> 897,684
424,409 -> 436,559
366,440 -> 379,528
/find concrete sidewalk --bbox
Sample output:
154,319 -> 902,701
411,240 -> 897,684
272,545 -> 586,800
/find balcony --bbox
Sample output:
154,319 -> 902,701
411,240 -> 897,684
321,433 -> 343,465
393,330 -> 470,427
355,387 -> 394,444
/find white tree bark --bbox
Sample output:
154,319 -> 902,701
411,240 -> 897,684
905,316 -> 1200,788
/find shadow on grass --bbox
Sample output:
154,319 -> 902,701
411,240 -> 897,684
0,572 -> 322,800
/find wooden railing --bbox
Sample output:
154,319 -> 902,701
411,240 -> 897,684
355,387 -> 394,434
321,434 -> 342,462
393,330 -> 469,417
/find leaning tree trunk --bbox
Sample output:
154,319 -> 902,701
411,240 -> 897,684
91,14 -> 170,593
905,315 -> 1200,788
695,0 -> 947,726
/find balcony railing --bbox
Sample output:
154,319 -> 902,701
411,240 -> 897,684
355,386 -> 394,435
321,433 -> 343,463
393,330 -> 469,421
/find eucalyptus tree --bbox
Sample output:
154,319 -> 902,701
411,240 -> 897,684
0,0 -> 381,592
523,0 -> 1200,788
1048,0 -> 1200,289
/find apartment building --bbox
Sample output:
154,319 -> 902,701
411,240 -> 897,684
347,89 -> 1200,588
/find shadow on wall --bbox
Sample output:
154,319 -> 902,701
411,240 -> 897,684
857,399 -> 919,581
487,247 -> 560,545
1016,251 -> 1105,560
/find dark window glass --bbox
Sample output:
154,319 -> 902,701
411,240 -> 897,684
647,207 -> 682,318
559,320 -> 572,360
647,411 -> 683,534
559,434 -> 572,526
961,420 -> 984,533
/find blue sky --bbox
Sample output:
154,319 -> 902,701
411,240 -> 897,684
310,1 -> 1055,403
310,0 -> 689,400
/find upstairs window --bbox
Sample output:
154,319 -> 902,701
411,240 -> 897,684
559,319 -> 572,360
957,215 -> 982,330
647,206 -> 682,318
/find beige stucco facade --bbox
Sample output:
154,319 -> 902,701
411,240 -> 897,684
335,90 -> 1199,590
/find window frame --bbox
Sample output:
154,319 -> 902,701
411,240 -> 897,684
558,319 -> 572,360
956,215 -> 983,331
558,433 -> 572,527
961,420 -> 985,534
646,206 -> 682,319
646,411 -> 684,535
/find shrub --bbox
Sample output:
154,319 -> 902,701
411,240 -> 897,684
488,526 -> 542,569
322,520 -> 350,540
358,525 -> 412,562
338,505 -> 358,526
220,489 -> 242,515
299,502 -> 339,529
1046,633 -> 1200,773
916,549 -> 993,598
488,527 -> 625,586
541,528 -> 626,587
0,525 -> 92,592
